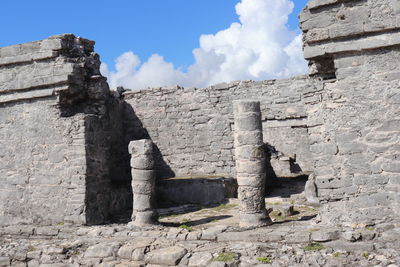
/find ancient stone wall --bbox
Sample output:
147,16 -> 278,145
0,100 -> 87,225
121,0 -> 400,226
301,0 -> 400,225
301,0 -> 400,77
123,76 -> 321,179
0,34 -> 131,226
1,0 -> 398,228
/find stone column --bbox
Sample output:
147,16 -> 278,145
129,139 -> 158,226
233,100 -> 272,227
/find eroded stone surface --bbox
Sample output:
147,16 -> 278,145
233,100 -> 271,228
129,140 -> 158,226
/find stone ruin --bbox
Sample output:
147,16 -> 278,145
0,0 -> 399,266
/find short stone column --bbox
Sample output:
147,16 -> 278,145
129,139 -> 158,226
233,100 -> 272,227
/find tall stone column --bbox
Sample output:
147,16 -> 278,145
233,100 -> 272,227
129,139 -> 158,226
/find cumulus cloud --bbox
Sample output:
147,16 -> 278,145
101,0 -> 308,90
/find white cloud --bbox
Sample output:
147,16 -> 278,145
101,0 -> 308,90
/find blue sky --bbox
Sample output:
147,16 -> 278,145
1,0 -> 309,89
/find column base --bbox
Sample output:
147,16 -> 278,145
239,212 -> 272,228
132,210 -> 158,226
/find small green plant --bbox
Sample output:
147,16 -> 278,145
27,246 -> 36,252
213,252 -> 238,262
304,242 -> 325,251
365,226 -> 375,231
332,252 -> 341,257
305,206 -> 318,212
362,252 -> 369,258
266,201 -> 282,206
257,256 -> 272,263
179,224 -> 193,231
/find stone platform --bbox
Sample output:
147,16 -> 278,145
1,199 -> 399,267
157,176 -> 237,207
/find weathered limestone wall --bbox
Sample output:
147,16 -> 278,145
0,34 -> 128,226
1,0 -> 398,228
301,0 -> 400,77
306,48 -> 400,225
123,76 -> 321,179
122,0 -> 400,226
0,100 -> 87,225
301,0 -> 400,225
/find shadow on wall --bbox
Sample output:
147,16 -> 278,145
59,95 -> 175,225
59,94 -> 114,225
123,101 -> 175,180
104,99 -> 175,223
84,114 -> 112,224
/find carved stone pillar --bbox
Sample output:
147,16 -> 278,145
129,139 -> 158,226
233,100 -> 272,227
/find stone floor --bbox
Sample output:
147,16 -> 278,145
1,196 -> 399,267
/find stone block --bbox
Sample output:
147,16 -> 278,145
285,232 -> 310,243
188,252 -> 213,267
128,139 -> 153,155
186,231 -> 202,241
234,131 -> 264,147
382,162 -> 400,173
329,23 -> 363,39
303,45 -> 325,59
236,174 -> 265,187
378,120 -> 400,132
301,14 -> 335,31
27,259 -> 40,267
201,225 -> 228,241
35,226 -> 59,236
239,212 -> 271,228
85,243 -> 119,258
131,182 -> 154,195
305,28 -> 330,43
233,100 -> 261,113
234,113 -> 262,132
234,145 -> 265,160
0,89 -> 55,104
235,160 -> 265,175
0,44 -> 21,58
131,247 -> 146,261
117,245 -> 135,260
311,229 -> 340,242
133,210 -> 157,226
307,0 -> 338,10
131,169 -> 156,182
217,231 -> 256,242
275,204 -> 295,217
325,240 -> 374,252
0,257 -> 10,267
144,246 -> 187,266
40,39 -> 63,51
130,156 -> 154,170
133,194 -> 152,211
